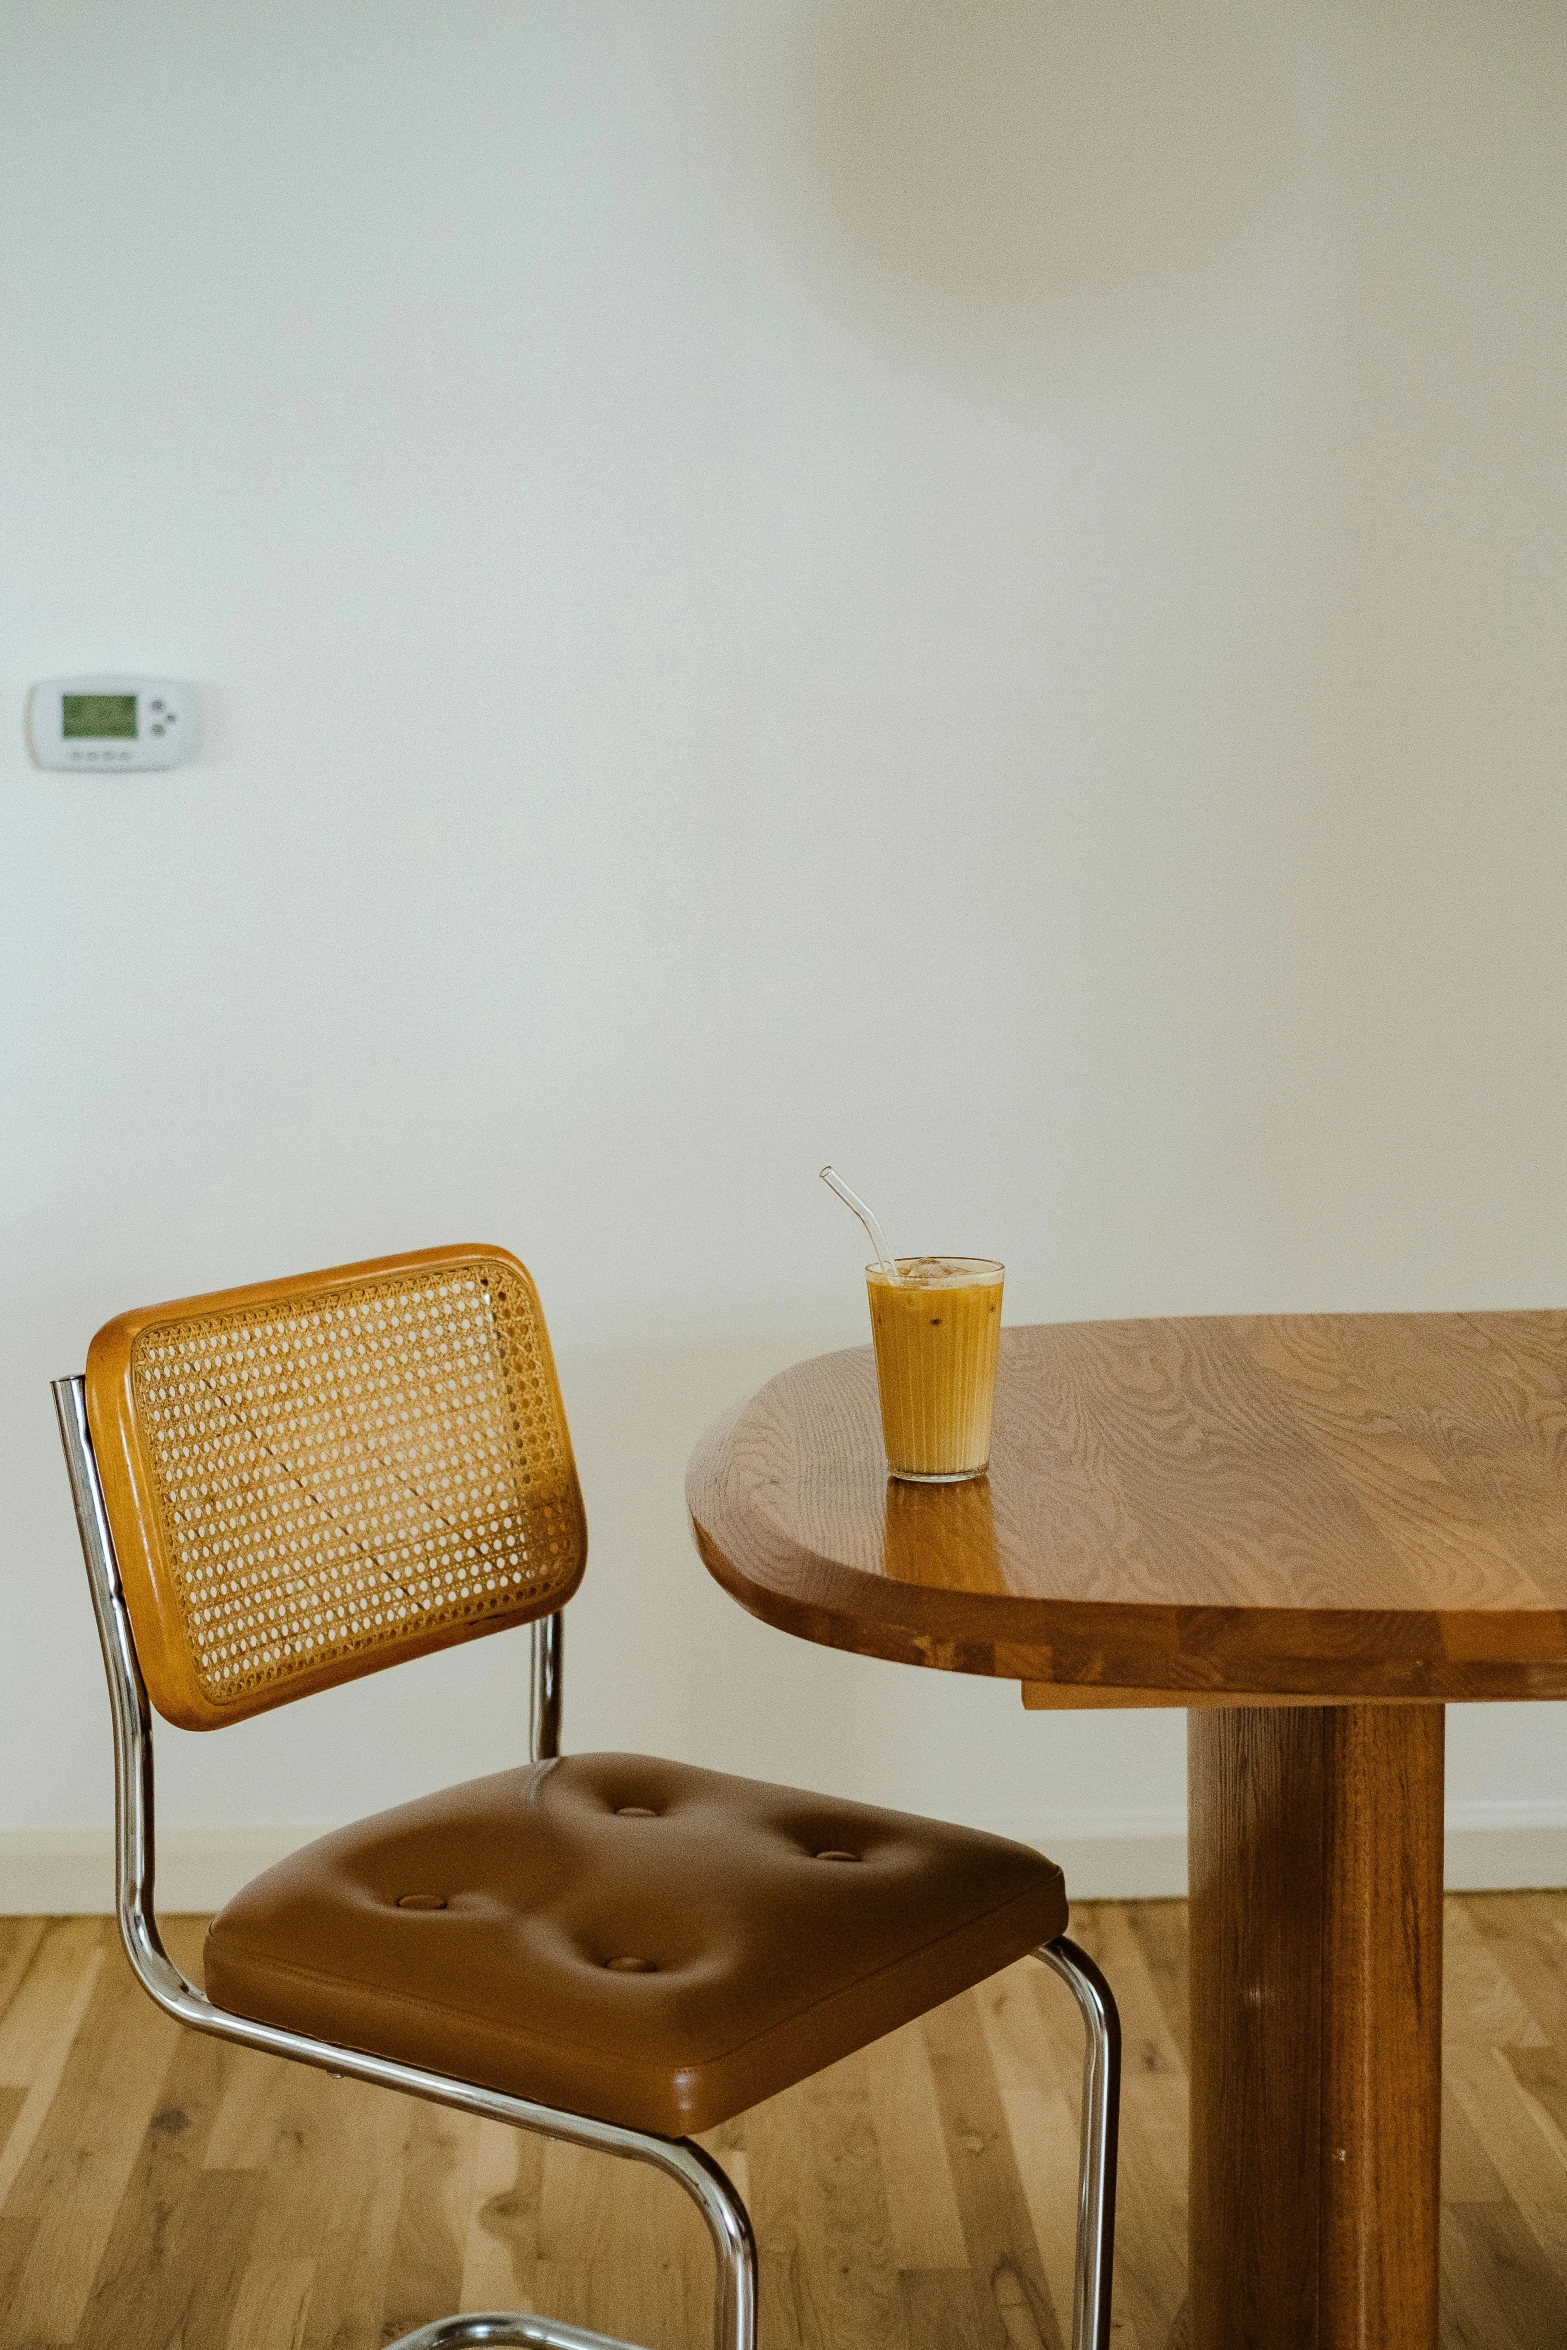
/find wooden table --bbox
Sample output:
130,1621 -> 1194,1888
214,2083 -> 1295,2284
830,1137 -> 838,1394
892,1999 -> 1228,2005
685,1313 -> 1567,2350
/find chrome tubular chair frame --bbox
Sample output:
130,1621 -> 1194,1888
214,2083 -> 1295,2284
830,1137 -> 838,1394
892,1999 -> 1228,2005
53,1374 -> 1119,2350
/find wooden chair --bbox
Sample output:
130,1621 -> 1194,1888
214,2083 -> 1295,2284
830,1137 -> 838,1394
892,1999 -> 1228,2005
53,1242 -> 1120,2350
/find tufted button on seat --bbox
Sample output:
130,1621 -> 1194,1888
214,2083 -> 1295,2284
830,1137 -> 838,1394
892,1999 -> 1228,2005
204,1751 -> 1067,2137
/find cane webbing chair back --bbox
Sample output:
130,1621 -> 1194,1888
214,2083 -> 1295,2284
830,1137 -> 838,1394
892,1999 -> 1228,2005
84,1244 -> 586,1730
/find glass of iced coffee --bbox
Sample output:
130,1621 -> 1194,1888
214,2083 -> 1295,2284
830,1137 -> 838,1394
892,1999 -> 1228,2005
866,1257 -> 1004,1482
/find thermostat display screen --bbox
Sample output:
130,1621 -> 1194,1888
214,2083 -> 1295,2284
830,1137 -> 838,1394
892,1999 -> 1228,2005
62,692 -> 137,739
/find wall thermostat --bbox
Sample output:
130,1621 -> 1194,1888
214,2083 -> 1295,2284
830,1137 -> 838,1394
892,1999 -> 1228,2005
27,676 -> 200,771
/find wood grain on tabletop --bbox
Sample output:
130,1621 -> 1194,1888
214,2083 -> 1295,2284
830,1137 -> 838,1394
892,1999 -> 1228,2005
4,1898 -> 1567,2350
686,1313 -> 1567,1700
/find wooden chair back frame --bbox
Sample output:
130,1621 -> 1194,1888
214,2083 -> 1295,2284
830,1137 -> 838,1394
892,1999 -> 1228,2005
82,1244 -> 586,1731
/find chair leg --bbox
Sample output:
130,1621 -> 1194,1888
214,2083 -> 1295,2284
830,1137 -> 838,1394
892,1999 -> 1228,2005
384,2321 -> 641,2350
681,2133 -> 759,2350
1036,1936 -> 1121,2350
382,2129 -> 757,2350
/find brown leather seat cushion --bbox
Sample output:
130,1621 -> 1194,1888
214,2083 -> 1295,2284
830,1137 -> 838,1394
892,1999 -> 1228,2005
204,1753 -> 1067,2136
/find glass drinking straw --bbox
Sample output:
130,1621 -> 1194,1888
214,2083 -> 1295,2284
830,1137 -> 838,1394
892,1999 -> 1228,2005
820,1166 -> 900,1281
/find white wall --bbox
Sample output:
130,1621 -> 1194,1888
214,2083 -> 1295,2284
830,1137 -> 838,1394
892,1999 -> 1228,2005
3,0 -> 1567,1909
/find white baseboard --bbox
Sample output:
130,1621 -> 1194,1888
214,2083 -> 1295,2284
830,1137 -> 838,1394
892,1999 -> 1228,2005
1443,1806 -> 1567,1894
0,1829 -> 312,1916
4,1809 -> 1565,1915
1022,1818 -> 1190,1901
993,1804 -> 1567,1903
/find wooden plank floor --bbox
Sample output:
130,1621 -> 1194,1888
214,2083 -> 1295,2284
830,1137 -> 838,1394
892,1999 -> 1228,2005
2,1895 -> 1565,2350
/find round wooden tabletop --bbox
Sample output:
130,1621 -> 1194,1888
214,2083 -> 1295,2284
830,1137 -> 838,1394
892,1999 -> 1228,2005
686,1312 -> 1567,1703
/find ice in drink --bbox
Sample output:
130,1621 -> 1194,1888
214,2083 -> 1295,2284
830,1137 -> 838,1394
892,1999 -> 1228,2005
866,1257 -> 1004,1482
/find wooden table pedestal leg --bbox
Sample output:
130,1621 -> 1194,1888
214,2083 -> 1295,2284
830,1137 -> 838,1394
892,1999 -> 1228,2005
1187,1705 -> 1445,2350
